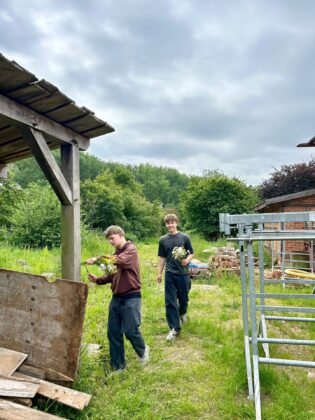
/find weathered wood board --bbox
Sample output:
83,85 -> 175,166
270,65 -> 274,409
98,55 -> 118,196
0,269 -> 88,381
0,398 -> 65,419
0,378 -> 39,398
14,373 -> 92,410
0,348 -> 27,376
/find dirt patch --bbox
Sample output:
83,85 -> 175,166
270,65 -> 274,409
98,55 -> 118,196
192,284 -> 221,292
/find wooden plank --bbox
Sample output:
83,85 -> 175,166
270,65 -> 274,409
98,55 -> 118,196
80,123 -> 114,138
6,84 -> 50,105
0,349 -> 27,376
0,378 -> 39,398
21,127 -> 73,206
0,54 -> 37,91
0,398 -> 65,419
0,270 -> 88,380
14,373 -> 92,410
6,397 -> 32,407
0,93 -> 90,151
45,103 -> 88,123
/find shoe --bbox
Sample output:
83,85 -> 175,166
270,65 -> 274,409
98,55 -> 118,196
166,329 -> 179,341
110,368 -> 126,376
180,314 -> 188,324
140,345 -> 150,364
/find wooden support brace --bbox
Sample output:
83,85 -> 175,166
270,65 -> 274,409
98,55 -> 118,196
20,127 -> 73,206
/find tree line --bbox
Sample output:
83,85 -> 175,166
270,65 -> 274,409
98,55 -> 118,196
1,153 -> 312,248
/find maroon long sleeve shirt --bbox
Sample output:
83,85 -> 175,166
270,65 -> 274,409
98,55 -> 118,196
96,241 -> 141,296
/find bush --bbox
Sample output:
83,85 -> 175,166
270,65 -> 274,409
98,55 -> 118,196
181,171 -> 258,239
10,184 -> 61,248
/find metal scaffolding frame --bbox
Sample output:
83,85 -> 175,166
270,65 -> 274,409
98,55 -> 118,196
219,211 -> 315,420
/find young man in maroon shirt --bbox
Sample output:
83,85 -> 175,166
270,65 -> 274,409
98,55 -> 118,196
87,225 -> 149,371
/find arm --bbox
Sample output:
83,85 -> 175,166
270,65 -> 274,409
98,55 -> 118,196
114,246 -> 137,269
181,236 -> 195,266
88,272 -> 114,285
157,257 -> 166,283
181,252 -> 195,267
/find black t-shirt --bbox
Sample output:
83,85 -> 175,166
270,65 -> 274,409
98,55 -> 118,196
158,232 -> 194,274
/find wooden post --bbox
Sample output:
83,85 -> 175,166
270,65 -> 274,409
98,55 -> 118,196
0,164 -> 8,179
61,143 -> 81,282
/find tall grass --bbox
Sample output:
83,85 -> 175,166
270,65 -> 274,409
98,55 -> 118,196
0,234 -> 314,419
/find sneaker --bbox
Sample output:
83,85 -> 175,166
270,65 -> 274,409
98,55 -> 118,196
166,329 -> 179,341
180,314 -> 188,324
140,345 -> 150,365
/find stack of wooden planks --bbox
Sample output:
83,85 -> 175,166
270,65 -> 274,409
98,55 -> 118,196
0,347 -> 91,419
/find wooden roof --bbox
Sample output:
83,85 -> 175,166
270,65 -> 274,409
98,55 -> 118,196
0,54 -> 114,163
297,135 -> 315,147
256,188 -> 315,211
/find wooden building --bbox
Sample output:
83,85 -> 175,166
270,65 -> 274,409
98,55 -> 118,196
0,53 -> 114,281
256,189 -> 315,270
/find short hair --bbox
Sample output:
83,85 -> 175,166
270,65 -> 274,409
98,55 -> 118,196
164,213 -> 178,223
104,225 -> 125,238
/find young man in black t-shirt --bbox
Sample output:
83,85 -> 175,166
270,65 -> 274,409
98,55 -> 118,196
157,214 -> 194,341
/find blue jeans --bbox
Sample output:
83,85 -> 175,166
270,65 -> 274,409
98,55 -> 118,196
165,271 -> 191,332
107,296 -> 146,370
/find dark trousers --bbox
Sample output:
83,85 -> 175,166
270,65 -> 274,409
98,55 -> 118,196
165,271 -> 191,332
107,296 -> 146,370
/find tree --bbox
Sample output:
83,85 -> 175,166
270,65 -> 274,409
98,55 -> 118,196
260,159 -> 315,199
81,171 -> 162,239
133,164 -> 189,207
0,180 -> 22,229
10,184 -> 61,248
181,171 -> 258,239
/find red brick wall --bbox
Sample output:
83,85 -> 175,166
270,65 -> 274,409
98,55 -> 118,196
263,194 -> 315,258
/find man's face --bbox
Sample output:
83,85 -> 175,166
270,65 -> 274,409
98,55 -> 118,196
165,219 -> 178,234
107,233 -> 124,248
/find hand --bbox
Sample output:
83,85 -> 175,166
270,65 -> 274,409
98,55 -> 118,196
156,274 -> 162,283
86,257 -> 97,265
88,273 -> 98,283
181,258 -> 189,266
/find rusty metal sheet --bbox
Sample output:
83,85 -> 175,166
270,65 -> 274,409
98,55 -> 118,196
0,269 -> 88,381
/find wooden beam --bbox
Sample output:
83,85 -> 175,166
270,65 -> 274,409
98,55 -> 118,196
61,143 -> 81,281
20,127 -> 73,206
0,93 -> 90,150
0,398 -> 64,419
14,373 -> 92,410
0,164 -> 8,179
0,378 -> 39,398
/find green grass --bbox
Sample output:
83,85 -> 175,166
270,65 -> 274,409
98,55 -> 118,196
0,234 -> 315,419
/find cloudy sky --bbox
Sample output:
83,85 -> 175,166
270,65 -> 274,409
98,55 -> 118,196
1,0 -> 315,185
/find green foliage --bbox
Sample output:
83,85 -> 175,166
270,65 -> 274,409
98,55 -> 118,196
133,163 -> 189,206
181,171 -> 258,239
10,183 -> 61,248
0,180 -> 21,228
81,171 -> 162,240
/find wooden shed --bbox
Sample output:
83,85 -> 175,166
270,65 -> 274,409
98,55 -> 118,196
0,53 -> 114,281
0,54 -> 114,382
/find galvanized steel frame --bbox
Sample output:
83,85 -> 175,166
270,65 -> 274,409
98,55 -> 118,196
219,212 -> 315,420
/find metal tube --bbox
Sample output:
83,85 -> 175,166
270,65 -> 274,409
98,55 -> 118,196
265,315 -> 315,322
264,279 -> 315,285
253,293 -> 315,300
259,357 -> 315,368
257,338 -> 315,345
256,305 -> 315,313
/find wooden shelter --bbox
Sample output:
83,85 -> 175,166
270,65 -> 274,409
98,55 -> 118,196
0,53 -> 114,281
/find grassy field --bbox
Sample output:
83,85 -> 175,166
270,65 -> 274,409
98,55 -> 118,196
0,234 -> 315,419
